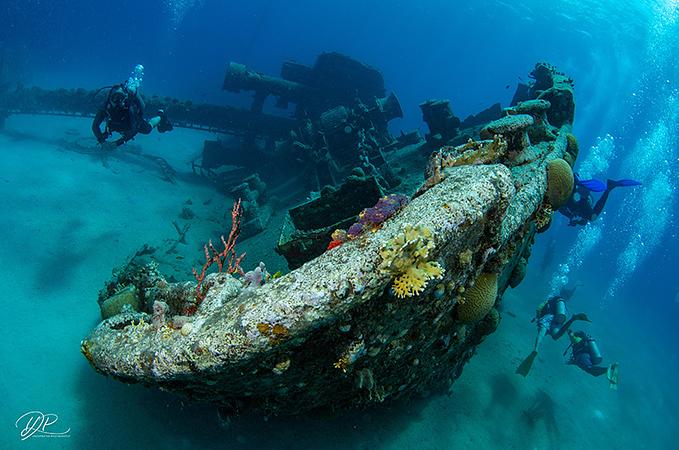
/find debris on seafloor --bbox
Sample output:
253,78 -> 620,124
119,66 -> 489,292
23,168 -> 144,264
81,62 -> 577,416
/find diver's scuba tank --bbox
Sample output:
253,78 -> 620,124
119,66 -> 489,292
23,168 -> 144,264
553,296 -> 567,324
587,337 -> 603,365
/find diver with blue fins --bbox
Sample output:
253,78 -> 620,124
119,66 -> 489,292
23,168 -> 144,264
560,174 -> 641,226
565,329 -> 619,389
92,64 -> 173,150
516,290 -> 590,377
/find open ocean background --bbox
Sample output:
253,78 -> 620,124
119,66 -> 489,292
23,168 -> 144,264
1,1 -> 677,448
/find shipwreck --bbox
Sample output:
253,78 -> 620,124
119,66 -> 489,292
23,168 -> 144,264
77,62 -> 578,415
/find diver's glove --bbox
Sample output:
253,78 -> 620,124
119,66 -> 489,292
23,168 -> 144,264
97,131 -> 110,144
157,109 -> 173,133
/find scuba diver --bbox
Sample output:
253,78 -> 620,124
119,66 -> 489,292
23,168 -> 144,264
516,293 -> 590,377
565,329 -> 619,389
559,174 -> 641,226
92,64 -> 173,150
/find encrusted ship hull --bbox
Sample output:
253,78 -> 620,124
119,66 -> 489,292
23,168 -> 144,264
81,63 -> 576,415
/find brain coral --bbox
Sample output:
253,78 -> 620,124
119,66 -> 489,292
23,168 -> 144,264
379,224 -> 444,298
566,133 -> 579,161
457,272 -> 498,323
546,158 -> 574,209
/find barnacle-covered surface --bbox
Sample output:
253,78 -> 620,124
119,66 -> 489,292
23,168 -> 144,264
82,63 -> 576,415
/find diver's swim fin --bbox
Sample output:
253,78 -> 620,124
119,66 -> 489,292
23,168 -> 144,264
577,178 -> 607,192
607,362 -> 620,390
516,351 -> 538,377
157,109 -> 173,133
607,179 -> 642,189
572,312 -> 591,322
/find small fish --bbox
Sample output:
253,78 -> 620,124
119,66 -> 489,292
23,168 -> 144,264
272,271 -> 283,279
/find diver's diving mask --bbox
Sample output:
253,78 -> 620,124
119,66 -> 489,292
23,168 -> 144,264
110,88 -> 128,108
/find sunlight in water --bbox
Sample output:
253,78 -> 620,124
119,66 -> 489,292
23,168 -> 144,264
606,154 -> 674,302
165,0 -> 204,28
549,132 -> 614,297
603,0 -> 678,300
550,221 -> 603,296
606,91 -> 677,302
577,134 -> 615,179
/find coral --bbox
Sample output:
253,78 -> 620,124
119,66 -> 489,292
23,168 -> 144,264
152,300 -> 168,330
480,114 -> 533,152
379,224 -> 444,298
273,358 -> 291,375
347,222 -> 365,238
509,257 -> 527,288
100,285 -> 140,319
458,249 -> 473,266
546,158 -> 574,209
480,114 -> 534,138
505,99 -> 556,143
457,273 -> 498,323
477,307 -> 500,336
347,194 -> 410,239
327,240 -> 343,251
507,99 -> 551,119
272,324 -> 290,339
190,199 -> 246,312
362,194 -> 409,224
170,315 -> 192,329
257,322 -> 291,344
565,133 -> 579,166
243,262 -> 269,288
534,203 -> 553,232
180,323 -> 193,336
418,136 -> 508,195
334,339 -> 366,373
327,229 -> 348,251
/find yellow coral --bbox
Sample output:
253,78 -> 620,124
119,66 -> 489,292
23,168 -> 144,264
546,158 -> 574,209
535,203 -> 553,232
379,224 -> 444,298
457,272 -> 498,323
458,249 -> 473,266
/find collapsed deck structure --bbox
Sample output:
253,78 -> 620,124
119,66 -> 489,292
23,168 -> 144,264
80,63 -> 579,415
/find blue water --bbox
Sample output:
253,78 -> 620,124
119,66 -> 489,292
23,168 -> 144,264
1,1 -> 678,449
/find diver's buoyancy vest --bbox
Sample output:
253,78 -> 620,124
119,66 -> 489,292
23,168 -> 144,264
539,297 -> 567,324
573,334 -> 603,365
104,85 -> 136,131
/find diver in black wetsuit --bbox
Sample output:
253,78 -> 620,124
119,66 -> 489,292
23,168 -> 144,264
559,175 -> 641,226
92,81 -> 172,150
565,330 -> 619,389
